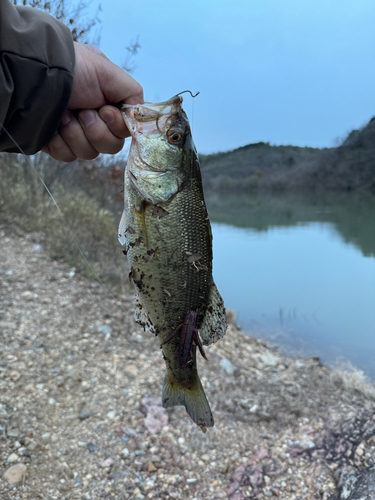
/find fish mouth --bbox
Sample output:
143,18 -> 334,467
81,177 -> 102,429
122,95 -> 183,136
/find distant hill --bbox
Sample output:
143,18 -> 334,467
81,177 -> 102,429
200,117 -> 375,193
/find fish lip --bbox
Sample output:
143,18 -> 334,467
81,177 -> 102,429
121,95 -> 183,136
121,95 -> 182,112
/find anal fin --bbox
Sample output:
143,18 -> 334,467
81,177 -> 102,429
199,282 -> 227,346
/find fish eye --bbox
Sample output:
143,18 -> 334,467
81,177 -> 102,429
168,131 -> 182,144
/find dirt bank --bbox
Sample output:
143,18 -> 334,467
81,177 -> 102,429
1,222 -> 375,500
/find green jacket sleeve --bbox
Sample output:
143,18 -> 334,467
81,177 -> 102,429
0,0 -> 75,154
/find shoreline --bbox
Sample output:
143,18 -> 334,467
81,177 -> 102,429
1,223 -> 375,499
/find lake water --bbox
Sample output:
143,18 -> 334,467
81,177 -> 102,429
206,193 -> 375,380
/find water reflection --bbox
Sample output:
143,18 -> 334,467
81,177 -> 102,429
206,192 -> 375,257
206,193 -> 375,379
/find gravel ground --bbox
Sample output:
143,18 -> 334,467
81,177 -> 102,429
1,222 -> 375,500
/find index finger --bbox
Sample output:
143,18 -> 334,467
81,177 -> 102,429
101,58 -> 144,106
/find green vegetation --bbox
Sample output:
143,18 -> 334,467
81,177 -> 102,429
201,117 -> 375,194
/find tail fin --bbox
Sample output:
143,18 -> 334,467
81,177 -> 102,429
162,375 -> 214,431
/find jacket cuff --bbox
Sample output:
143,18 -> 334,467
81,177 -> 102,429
0,4 -> 75,154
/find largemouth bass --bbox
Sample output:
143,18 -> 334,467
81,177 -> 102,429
119,95 -> 227,431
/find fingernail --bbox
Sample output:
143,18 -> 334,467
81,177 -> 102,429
80,110 -> 96,128
101,110 -> 115,125
61,112 -> 71,126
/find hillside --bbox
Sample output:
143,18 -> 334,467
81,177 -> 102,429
200,142 -> 322,192
200,117 -> 375,193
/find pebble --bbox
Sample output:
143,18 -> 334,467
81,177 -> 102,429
100,458 -> 114,468
98,325 -> 112,335
78,409 -> 91,420
259,352 -> 279,367
81,381 -> 91,391
7,428 -> 19,438
220,358 -> 236,375
21,291 -> 37,301
10,370 -> 21,382
1,229 -> 373,500
7,453 -> 19,462
3,463 -> 27,484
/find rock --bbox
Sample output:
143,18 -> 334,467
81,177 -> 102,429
220,358 -> 236,375
100,457 -> 114,468
133,487 -> 144,500
7,428 -> 19,438
124,364 -> 138,375
249,404 -> 259,414
147,462 -> 157,472
3,463 -> 27,484
10,370 -> 21,382
21,291 -> 37,301
78,409 -> 91,420
98,325 -> 112,335
81,381 -> 90,391
48,398 -> 56,405
121,447 -> 130,457
355,442 -> 365,457
7,453 -> 19,462
0,403 -> 7,418
0,321 -> 17,330
106,410 -> 116,420
141,397 -> 168,433
259,352 -> 279,367
87,443 -> 97,453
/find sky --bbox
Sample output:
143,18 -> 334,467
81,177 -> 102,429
91,0 -> 375,154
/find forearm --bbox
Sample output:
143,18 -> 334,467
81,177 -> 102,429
0,0 -> 75,154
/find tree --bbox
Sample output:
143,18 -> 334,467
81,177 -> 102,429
12,0 -> 101,43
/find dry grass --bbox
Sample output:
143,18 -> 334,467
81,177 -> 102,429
331,361 -> 375,400
0,153 -> 128,291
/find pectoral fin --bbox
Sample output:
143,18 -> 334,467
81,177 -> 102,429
118,210 -> 126,246
199,282 -> 227,346
134,295 -> 156,334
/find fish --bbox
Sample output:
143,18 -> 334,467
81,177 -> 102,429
118,95 -> 227,431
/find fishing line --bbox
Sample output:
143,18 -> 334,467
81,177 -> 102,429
1,120 -> 166,371
0,122 -> 127,309
186,91 -> 200,189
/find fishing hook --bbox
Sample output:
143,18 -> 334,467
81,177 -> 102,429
177,90 -> 200,98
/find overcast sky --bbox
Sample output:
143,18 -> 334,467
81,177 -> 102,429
94,0 -> 375,154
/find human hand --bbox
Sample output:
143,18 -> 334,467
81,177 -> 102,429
42,42 -> 144,162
